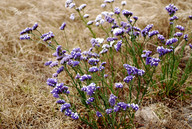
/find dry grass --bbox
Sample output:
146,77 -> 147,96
0,0 -> 192,128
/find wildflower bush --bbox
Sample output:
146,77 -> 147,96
19,0 -> 192,128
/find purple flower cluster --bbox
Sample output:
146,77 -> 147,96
86,97 -> 95,104
165,4 -> 178,16
123,75 -> 134,83
141,24 -> 153,37
32,23 -> 38,30
109,94 -> 117,106
169,16 -> 178,21
123,64 -> 145,76
115,83 -> 123,88
41,31 -> 55,41
173,32 -> 183,37
88,66 -> 99,73
81,83 -> 99,96
20,27 -> 32,35
96,111 -> 102,117
122,10 -> 133,17
88,58 -> 100,65
148,30 -> 159,38
146,57 -> 160,67
20,34 -> 30,40
107,37 -> 118,42
114,40 -> 122,52
105,102 -> 139,114
47,78 -> 57,87
60,102 -> 79,120
165,38 -> 178,45
60,22 -> 66,30
105,15 -> 115,23
189,15 -> 192,20
176,25 -> 184,31
184,34 -> 188,41
141,50 -> 152,58
157,46 -> 173,57
114,7 -> 121,15
50,83 -> 70,98
79,74 -> 92,81
189,44 -> 192,49
113,28 -> 124,36
157,34 -> 165,42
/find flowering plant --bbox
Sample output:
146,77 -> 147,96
20,0 -> 192,128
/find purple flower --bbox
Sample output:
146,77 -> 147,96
75,73 -> 81,79
65,0 -> 73,8
79,4 -> 86,11
114,40 -> 122,52
141,50 -> 152,58
189,44 -> 192,49
88,58 -> 100,65
176,25 -> 184,31
52,73 -> 58,77
150,58 -> 160,67
88,66 -> 99,73
165,38 -> 178,45
133,16 -> 138,21
90,38 -> 100,47
123,64 -> 138,75
165,4 -> 178,16
60,103 -> 71,112
141,24 -> 153,37
56,99 -> 66,104
86,97 -> 95,104
70,13 -> 75,20
60,55 -> 73,64
20,27 -> 32,35
115,83 -> 123,88
121,1 -> 126,6
32,23 -> 38,30
71,112 -> 79,120
184,34 -> 188,41
47,78 -> 57,87
101,3 -> 106,8
117,102 -> 127,110
105,15 -> 114,23
109,94 -> 117,106
71,48 -> 81,60
170,22 -> 173,25
174,32 -> 183,37
113,105 -> 120,112
123,75 -> 134,83
81,83 -> 97,96
148,30 -> 159,38
60,22 -> 66,30
65,108 -> 72,116
137,69 -> 145,76
80,74 -> 92,81
113,28 -> 124,36
157,46 -> 173,57
114,7 -> 121,15
189,15 -> 192,20
49,61 -> 58,67
106,108 -> 113,114
131,103 -> 139,111
100,48 -> 108,54
44,61 -> 52,66
87,21 -> 94,25
169,16 -> 178,21
107,37 -> 118,42
96,111 -> 102,117
122,10 -> 133,17
84,14 -> 89,18
57,66 -> 64,74
157,34 -> 165,42
41,31 -> 54,41
104,74 -> 108,78
20,34 -> 30,40
99,65 -> 105,71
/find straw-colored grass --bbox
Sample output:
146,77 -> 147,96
0,0 -> 191,128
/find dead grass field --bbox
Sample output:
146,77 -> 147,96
0,0 -> 192,128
